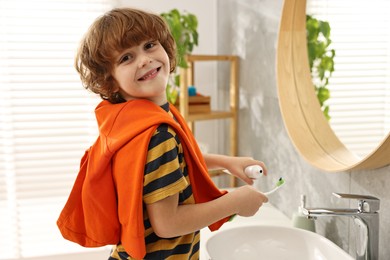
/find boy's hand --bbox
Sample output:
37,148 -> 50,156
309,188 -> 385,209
231,185 -> 268,217
224,157 -> 267,185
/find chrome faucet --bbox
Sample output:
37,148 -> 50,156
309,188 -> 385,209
302,193 -> 380,260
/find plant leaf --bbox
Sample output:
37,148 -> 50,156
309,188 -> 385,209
306,14 -> 335,120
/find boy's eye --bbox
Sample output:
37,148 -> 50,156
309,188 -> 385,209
145,41 -> 157,50
119,54 -> 132,64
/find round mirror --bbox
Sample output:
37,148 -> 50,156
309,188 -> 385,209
276,0 -> 390,172
306,0 -> 390,158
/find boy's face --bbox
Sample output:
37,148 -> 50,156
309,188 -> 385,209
112,40 -> 170,105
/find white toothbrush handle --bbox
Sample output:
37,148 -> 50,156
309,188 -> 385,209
264,185 -> 281,196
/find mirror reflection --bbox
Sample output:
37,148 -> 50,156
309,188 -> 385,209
306,0 -> 390,158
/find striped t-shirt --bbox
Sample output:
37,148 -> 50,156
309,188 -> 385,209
109,103 -> 199,260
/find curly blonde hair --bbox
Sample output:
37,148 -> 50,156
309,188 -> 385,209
75,8 -> 177,103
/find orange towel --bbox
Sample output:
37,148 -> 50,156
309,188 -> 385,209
57,99 -> 229,259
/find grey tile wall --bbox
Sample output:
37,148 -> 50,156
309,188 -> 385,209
217,0 -> 390,259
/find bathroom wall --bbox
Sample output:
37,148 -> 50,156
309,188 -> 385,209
217,0 -> 390,259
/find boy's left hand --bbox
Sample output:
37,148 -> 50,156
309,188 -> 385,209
224,157 -> 267,185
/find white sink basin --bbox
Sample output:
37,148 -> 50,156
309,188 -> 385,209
206,225 -> 354,260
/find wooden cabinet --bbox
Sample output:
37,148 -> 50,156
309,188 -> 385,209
178,54 -> 239,187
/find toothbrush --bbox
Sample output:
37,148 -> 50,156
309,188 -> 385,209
264,177 -> 285,196
228,177 -> 285,222
228,175 -> 284,222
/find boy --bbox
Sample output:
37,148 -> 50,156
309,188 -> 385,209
57,8 -> 268,260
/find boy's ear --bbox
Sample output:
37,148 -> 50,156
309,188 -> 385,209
111,80 -> 120,93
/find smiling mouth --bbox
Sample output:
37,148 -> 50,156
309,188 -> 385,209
138,67 -> 161,81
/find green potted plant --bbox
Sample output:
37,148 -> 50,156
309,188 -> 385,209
160,9 -> 198,104
306,15 -> 335,120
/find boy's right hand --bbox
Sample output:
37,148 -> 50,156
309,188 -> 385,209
231,185 -> 268,217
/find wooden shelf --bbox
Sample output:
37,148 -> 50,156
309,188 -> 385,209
187,111 -> 234,121
186,54 -> 238,62
179,54 -> 239,187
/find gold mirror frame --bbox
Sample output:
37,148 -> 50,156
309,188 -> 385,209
276,0 -> 390,172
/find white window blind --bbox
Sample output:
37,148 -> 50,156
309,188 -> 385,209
0,0 -> 110,259
307,0 -> 390,157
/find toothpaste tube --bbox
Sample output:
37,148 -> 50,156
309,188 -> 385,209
244,165 -> 264,179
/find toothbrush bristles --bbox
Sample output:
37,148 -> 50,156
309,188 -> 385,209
263,177 -> 285,196
277,177 -> 285,186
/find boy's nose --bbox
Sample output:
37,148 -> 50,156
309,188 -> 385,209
138,55 -> 152,68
